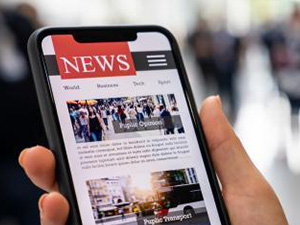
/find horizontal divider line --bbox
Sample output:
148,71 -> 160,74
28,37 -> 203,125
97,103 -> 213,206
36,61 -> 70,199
148,63 -> 168,67
146,55 -> 166,58
147,59 -> 167,63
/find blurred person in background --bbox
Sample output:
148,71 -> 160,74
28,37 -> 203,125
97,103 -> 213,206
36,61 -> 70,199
189,18 -> 242,122
188,19 -> 217,96
16,3 -> 43,28
262,4 -> 300,124
212,22 -> 242,122
0,4 -> 44,225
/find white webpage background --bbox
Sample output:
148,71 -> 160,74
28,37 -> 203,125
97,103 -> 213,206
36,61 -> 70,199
42,32 -> 222,225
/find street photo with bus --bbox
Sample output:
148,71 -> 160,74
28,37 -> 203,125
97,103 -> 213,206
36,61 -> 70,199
86,168 -> 211,225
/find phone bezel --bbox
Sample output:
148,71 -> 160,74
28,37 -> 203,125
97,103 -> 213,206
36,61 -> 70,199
28,26 -> 231,225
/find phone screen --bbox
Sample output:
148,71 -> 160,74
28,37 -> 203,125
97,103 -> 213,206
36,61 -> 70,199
41,31 -> 223,225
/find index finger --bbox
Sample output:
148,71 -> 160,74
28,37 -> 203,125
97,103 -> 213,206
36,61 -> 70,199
19,146 -> 58,192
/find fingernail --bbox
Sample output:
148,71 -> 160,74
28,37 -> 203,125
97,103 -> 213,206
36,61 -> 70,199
39,194 -> 48,214
18,148 -> 28,168
216,95 -> 222,107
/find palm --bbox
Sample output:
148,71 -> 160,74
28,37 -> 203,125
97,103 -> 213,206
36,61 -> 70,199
224,189 -> 287,225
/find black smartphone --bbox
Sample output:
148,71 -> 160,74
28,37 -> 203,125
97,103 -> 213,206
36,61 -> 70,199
28,26 -> 231,225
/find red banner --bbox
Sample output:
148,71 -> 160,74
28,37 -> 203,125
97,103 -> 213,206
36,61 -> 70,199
52,35 -> 136,79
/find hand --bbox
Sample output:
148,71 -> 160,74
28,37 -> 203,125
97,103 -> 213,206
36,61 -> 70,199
200,96 -> 288,225
18,96 -> 288,225
19,146 -> 69,225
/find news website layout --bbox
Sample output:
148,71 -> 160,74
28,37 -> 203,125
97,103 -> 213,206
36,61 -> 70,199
42,32 -> 222,225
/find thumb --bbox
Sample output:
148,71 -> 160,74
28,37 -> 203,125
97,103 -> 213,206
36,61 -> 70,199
200,96 -> 265,193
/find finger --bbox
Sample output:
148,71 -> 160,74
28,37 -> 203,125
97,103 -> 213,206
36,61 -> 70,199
19,146 -> 58,192
39,192 -> 69,225
200,96 -> 266,193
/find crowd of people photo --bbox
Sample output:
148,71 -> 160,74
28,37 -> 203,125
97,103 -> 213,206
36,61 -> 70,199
67,95 -> 185,143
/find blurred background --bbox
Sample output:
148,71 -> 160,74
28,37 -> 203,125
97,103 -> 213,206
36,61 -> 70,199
0,0 -> 299,224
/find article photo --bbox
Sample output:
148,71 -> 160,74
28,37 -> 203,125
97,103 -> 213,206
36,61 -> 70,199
86,168 -> 210,225
67,94 -> 185,143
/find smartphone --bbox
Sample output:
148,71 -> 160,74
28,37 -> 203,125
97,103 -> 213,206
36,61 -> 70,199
28,26 -> 231,225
